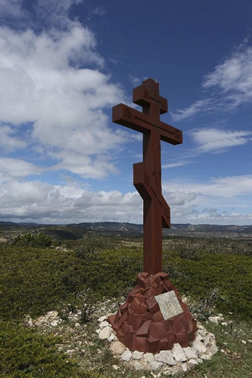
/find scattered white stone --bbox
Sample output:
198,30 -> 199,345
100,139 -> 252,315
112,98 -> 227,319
98,315 -> 107,322
133,350 -> 144,360
188,358 -> 198,365
110,341 -> 126,355
155,350 -> 176,366
201,353 -> 213,361
23,315 -> 33,327
108,333 -> 116,342
182,363 -> 188,372
121,349 -> 132,362
193,340 -> 207,355
184,346 -> 198,360
151,361 -> 163,371
221,322 -> 228,326
100,321 -> 109,328
208,316 -> 220,324
144,353 -> 155,363
75,323 -> 80,328
66,349 -> 75,354
242,340 -> 247,345
98,316 -> 218,374
112,365 -> 119,370
134,361 -> 145,370
172,343 -> 187,362
99,326 -> 112,340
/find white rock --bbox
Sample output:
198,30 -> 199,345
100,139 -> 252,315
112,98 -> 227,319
134,361 -> 145,370
66,349 -> 75,354
221,322 -> 228,326
204,335 -> 212,346
98,315 -> 107,322
50,320 -> 59,327
155,350 -> 176,365
184,346 -> 198,359
143,352 -> 155,363
24,315 -> 33,327
112,365 -> 119,370
188,358 -> 199,365
151,361 -> 163,371
196,334 -> 204,342
242,340 -> 247,344
132,350 -> 144,360
100,321 -> 109,328
209,344 -> 218,355
193,340 -> 207,355
110,341 -> 126,355
197,328 -> 207,337
208,316 -> 220,324
121,349 -> 132,362
201,353 -> 213,361
108,333 -> 116,342
75,323 -> 80,328
172,343 -> 187,362
182,363 -> 188,372
99,326 -> 112,340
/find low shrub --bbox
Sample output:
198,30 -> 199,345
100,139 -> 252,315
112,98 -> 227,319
12,232 -> 52,248
0,321 -> 84,377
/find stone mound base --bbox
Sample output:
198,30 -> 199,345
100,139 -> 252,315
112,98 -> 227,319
108,272 -> 197,353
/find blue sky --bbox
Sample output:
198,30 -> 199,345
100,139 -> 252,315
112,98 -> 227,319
0,0 -> 252,225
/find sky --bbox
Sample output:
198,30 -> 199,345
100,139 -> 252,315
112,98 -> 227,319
0,0 -> 252,225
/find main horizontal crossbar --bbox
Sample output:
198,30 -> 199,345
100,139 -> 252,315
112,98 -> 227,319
113,103 -> 182,145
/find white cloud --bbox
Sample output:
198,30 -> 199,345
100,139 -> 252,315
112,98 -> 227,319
128,74 -> 141,86
0,125 -> 27,152
164,175 -> 252,199
171,43 -> 252,121
162,161 -> 190,169
0,181 -> 142,223
0,174 -> 251,225
162,175 -> 252,224
0,0 -> 30,24
171,99 -> 212,122
203,45 -> 252,107
91,7 -> 106,16
0,24 -> 127,178
190,128 -> 252,153
165,191 -> 196,206
0,158 -> 40,181
35,0 -> 85,29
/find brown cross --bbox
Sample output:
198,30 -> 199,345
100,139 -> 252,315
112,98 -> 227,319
113,78 -> 182,274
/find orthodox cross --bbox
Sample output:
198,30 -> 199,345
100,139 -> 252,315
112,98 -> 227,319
113,78 -> 182,274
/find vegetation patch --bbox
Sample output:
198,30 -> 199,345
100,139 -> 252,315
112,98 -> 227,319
0,234 -> 251,376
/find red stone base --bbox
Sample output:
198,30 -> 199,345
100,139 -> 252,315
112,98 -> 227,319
108,272 -> 197,354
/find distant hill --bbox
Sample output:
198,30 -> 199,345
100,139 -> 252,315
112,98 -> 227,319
1,221 -> 252,240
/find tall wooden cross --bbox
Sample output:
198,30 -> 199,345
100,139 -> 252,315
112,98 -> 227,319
113,78 -> 182,274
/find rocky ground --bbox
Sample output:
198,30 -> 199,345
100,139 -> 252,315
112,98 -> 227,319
22,298 -> 231,377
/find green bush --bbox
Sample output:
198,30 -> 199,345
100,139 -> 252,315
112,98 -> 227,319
0,321 -> 84,377
163,249 -> 252,320
12,232 -> 52,248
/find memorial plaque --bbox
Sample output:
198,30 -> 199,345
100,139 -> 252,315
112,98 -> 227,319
155,291 -> 183,320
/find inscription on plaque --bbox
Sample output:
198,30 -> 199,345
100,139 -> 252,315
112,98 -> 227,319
155,290 -> 183,320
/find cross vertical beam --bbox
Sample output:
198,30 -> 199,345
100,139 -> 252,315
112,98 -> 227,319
113,78 -> 182,274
